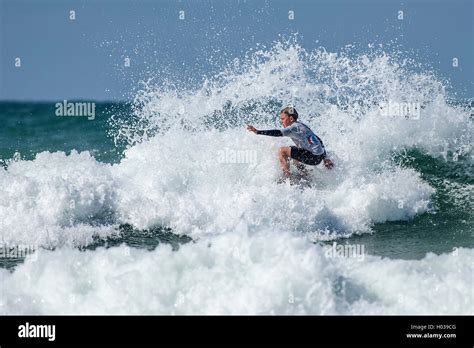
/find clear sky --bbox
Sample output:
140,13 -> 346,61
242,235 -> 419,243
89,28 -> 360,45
1,0 -> 472,101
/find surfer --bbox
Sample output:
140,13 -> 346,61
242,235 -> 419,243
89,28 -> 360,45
246,106 -> 334,181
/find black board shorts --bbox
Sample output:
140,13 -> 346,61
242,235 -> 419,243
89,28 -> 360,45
290,146 -> 325,166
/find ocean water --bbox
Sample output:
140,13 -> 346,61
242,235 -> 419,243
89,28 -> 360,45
0,42 -> 472,314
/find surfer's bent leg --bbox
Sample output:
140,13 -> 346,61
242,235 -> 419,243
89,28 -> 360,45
278,146 -> 291,177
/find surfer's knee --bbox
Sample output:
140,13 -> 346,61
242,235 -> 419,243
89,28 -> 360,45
278,147 -> 290,158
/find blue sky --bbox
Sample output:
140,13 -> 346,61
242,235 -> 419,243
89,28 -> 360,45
1,0 -> 472,101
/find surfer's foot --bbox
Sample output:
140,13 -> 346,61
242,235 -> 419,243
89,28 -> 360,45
276,174 -> 290,184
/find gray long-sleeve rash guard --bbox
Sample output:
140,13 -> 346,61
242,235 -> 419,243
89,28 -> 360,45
256,122 -> 325,156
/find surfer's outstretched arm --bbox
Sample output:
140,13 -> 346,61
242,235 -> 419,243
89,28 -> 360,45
256,129 -> 283,136
246,125 -> 283,136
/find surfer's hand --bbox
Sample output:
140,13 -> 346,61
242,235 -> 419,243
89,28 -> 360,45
246,125 -> 257,133
323,158 -> 334,169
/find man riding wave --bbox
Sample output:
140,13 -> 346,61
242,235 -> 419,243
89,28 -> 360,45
247,106 -> 334,181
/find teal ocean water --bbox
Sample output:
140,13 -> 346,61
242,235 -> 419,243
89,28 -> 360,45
0,102 -> 127,164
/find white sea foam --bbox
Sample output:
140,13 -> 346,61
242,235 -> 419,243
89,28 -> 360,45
0,231 -> 472,314
0,151 -> 118,247
0,42 -> 471,246
0,130 -> 434,245
0,42 -> 472,315
113,130 -> 435,238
